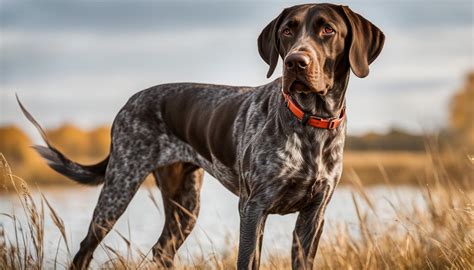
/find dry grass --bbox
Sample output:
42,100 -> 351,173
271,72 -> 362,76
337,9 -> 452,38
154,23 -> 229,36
1,146 -> 473,269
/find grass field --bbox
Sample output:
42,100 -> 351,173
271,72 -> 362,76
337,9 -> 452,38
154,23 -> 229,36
1,149 -> 473,269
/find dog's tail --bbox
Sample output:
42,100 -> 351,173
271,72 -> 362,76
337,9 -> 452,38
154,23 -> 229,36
16,95 -> 108,186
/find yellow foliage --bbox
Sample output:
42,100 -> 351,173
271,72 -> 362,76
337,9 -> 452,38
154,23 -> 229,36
46,124 -> 91,160
450,72 -> 474,148
0,125 -> 33,164
0,124 -> 111,186
88,126 -> 111,157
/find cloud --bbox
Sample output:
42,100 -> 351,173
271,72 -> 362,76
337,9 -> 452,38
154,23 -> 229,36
0,1 -> 277,33
2,1 -> 471,34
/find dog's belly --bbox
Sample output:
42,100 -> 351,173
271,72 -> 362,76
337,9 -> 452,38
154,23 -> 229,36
164,137 -> 240,195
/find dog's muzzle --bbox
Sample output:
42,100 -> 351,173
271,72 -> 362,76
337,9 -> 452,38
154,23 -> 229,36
284,52 -> 310,72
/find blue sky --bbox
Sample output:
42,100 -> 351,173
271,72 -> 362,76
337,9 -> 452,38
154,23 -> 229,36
1,0 -> 473,140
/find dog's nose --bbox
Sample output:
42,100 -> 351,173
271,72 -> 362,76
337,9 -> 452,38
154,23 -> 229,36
285,53 -> 310,71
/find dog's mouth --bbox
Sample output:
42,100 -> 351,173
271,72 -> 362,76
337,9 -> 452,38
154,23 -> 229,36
289,80 -> 311,94
284,77 -> 330,96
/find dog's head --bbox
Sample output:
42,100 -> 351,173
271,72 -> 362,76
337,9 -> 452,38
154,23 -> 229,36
258,4 -> 385,95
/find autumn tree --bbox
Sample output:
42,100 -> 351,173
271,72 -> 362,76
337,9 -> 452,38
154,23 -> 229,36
449,72 -> 474,150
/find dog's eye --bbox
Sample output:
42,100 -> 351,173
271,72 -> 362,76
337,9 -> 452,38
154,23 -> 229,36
322,26 -> 335,35
282,28 -> 292,36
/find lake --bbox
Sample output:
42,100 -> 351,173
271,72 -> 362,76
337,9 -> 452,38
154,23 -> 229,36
0,173 -> 423,268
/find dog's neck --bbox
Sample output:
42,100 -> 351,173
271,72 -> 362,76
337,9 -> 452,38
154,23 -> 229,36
286,71 -> 350,119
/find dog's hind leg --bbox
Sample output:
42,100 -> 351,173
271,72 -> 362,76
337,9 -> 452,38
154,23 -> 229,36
71,114 -> 164,269
151,162 -> 204,267
71,151 -> 157,269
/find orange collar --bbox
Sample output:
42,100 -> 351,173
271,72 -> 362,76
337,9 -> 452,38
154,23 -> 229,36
282,91 -> 346,129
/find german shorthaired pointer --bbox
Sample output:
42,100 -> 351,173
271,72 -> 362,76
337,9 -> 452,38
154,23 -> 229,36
19,3 -> 384,269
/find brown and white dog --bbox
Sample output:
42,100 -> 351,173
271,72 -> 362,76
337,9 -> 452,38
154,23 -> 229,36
19,3 -> 384,269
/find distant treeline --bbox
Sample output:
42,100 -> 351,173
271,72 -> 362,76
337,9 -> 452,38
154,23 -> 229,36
0,123 -> 429,164
0,124 -> 431,186
346,129 -> 426,151
0,124 -> 111,185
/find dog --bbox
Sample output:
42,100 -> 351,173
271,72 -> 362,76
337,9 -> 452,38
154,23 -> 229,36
18,3 -> 384,269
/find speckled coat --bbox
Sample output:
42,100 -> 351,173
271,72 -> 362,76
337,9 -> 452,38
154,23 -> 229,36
19,3 -> 384,270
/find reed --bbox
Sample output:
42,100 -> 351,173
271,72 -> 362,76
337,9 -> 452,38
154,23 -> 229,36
0,146 -> 473,269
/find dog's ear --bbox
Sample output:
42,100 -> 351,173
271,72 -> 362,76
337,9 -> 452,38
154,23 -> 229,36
341,6 -> 385,78
258,9 -> 288,78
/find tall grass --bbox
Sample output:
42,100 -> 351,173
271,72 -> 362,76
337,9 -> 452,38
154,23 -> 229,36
1,147 -> 473,269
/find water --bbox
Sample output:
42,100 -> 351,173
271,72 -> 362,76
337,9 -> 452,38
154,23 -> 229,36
0,174 -> 423,268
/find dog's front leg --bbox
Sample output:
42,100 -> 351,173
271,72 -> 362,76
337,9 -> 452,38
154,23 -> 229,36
237,199 -> 267,270
291,185 -> 334,270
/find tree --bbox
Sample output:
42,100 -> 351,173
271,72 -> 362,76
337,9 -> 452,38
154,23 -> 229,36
449,72 -> 474,150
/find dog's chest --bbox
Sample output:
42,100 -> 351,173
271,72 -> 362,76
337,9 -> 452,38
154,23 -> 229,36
267,132 -> 343,213
276,132 -> 339,179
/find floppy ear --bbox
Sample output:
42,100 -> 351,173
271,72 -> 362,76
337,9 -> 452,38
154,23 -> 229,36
257,10 -> 287,78
341,6 -> 385,78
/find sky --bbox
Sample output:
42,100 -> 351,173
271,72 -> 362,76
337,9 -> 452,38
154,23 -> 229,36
1,0 -> 473,141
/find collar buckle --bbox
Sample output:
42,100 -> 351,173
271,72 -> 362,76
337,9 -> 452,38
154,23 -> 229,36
328,119 -> 338,129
